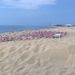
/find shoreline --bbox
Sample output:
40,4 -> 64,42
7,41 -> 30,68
0,27 -> 67,43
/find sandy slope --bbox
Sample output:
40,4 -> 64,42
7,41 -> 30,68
0,27 -> 75,75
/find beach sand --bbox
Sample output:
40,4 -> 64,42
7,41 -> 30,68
0,27 -> 75,75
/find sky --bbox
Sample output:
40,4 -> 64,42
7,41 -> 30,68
0,0 -> 75,26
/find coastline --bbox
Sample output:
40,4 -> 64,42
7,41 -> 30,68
0,27 -> 67,43
0,27 -> 75,75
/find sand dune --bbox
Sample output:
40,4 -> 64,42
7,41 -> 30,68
0,27 -> 75,75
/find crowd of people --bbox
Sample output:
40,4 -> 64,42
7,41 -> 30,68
0,30 -> 67,43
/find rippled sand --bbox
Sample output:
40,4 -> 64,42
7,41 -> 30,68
0,27 -> 75,75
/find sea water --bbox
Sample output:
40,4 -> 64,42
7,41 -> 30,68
0,25 -> 51,33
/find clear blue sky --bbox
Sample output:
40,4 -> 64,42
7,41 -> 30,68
0,0 -> 75,26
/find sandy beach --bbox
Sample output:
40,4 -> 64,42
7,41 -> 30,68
0,27 -> 75,75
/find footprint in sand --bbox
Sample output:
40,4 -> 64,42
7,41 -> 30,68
11,64 -> 27,74
23,43 -> 31,51
1,63 -> 12,72
8,50 -> 20,61
19,48 -> 26,54
46,64 -> 56,71
21,51 -> 33,62
14,52 -> 33,66
34,45 -> 39,53
15,66 -> 25,73
14,57 -> 24,66
58,70 -> 67,75
34,44 -> 50,53
0,51 -> 9,62
36,58 -> 41,67
27,55 -> 36,64
32,58 -> 42,68
9,47 -> 16,53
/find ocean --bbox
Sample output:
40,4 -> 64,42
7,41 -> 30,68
0,25 -> 51,33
